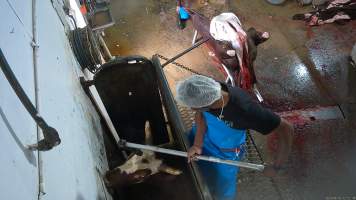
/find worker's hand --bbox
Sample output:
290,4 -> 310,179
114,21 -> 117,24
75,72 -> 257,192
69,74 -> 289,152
187,145 -> 202,163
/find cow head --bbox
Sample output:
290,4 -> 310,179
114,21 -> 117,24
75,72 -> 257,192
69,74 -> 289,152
104,150 -> 182,188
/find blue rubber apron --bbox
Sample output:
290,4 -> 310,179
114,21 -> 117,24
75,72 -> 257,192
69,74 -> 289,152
189,112 -> 246,200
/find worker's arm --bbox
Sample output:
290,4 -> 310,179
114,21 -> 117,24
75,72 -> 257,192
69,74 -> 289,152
272,118 -> 293,166
187,111 -> 207,162
264,118 -> 293,177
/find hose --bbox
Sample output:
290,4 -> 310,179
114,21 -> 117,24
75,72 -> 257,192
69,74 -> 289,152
68,15 -> 101,73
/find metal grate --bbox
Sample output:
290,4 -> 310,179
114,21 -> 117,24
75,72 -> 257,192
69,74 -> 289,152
177,105 -> 264,166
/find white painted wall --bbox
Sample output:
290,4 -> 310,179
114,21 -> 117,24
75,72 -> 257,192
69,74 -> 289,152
0,1 -> 111,199
0,1 -> 38,199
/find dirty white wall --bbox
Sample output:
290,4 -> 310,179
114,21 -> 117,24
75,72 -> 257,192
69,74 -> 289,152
0,0 -> 37,199
0,0 -> 111,199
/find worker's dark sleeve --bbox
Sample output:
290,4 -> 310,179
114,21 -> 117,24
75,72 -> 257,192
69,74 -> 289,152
245,101 -> 281,135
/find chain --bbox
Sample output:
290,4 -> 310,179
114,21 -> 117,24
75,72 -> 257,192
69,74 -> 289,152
155,54 -> 213,78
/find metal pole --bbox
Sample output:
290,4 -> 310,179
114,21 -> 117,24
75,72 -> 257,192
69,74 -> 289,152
253,84 -> 264,102
192,30 -> 198,45
85,81 -> 128,158
161,37 -> 209,68
125,142 -> 265,171
221,64 -> 235,87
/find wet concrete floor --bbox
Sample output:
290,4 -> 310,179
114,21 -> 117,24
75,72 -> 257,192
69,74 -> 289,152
104,0 -> 356,199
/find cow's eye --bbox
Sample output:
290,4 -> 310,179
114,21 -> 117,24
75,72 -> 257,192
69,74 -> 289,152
141,158 -> 149,164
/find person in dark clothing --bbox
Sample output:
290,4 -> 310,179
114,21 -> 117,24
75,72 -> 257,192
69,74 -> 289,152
176,75 -> 293,176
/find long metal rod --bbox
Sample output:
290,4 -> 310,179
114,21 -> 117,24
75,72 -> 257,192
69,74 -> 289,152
161,37 -> 209,68
31,0 -> 43,198
221,64 -> 235,87
253,84 -> 264,102
125,142 -> 265,171
192,30 -> 198,45
98,33 -> 113,61
86,82 -> 127,158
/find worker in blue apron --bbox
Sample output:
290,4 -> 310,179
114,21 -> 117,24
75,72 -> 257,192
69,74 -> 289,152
189,111 -> 246,200
176,75 -> 294,199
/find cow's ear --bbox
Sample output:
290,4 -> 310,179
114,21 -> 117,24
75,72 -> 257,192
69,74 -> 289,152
141,158 -> 149,164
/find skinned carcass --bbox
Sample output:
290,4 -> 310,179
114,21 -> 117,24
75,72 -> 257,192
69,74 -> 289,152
188,11 -> 269,90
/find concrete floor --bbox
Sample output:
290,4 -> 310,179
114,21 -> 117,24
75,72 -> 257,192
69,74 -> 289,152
104,0 -> 356,199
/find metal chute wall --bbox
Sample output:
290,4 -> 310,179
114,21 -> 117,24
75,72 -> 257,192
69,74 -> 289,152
93,56 -> 170,145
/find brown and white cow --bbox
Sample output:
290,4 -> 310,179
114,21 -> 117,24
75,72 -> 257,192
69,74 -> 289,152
104,150 -> 182,188
104,121 -> 182,188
